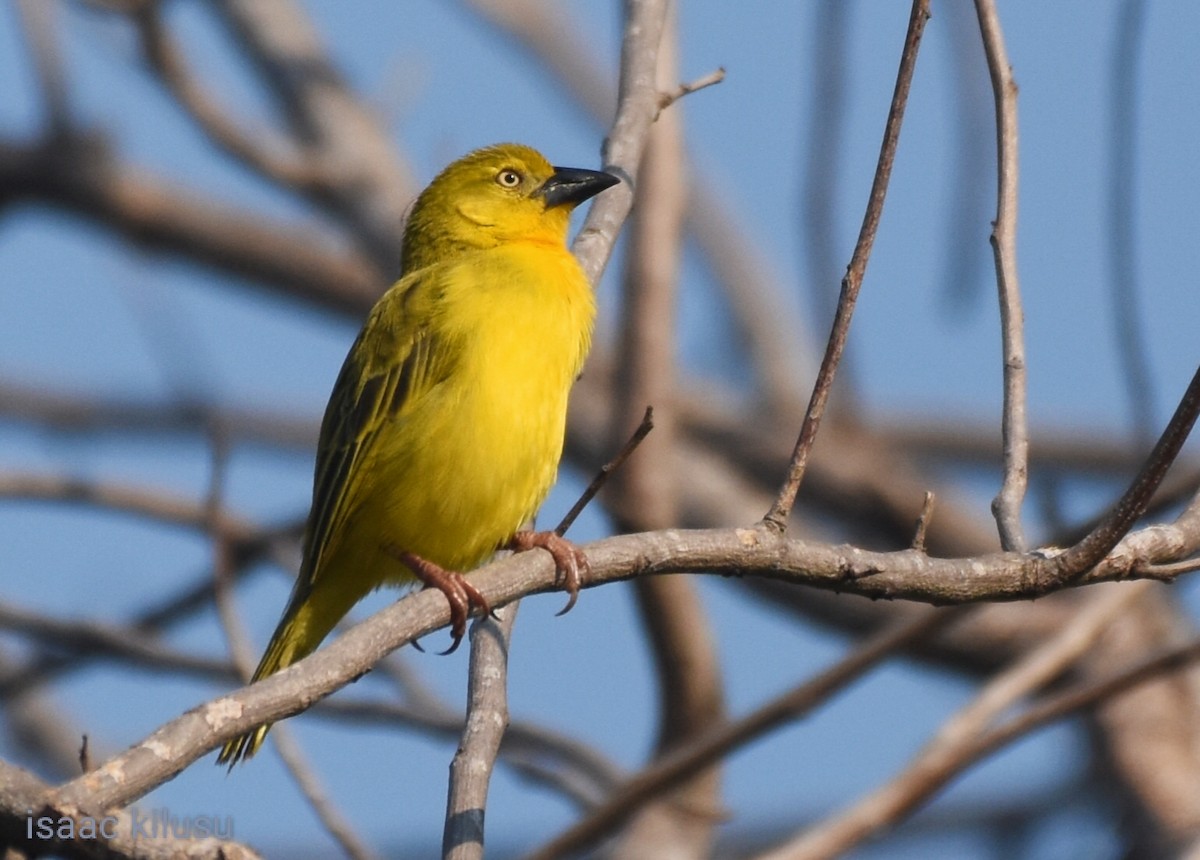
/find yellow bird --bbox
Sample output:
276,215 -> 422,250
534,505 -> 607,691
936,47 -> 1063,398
219,144 -> 618,766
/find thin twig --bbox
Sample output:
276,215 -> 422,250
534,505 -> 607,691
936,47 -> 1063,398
765,0 -> 932,529
656,66 -> 725,116
1051,363 -> 1200,581
976,0 -> 1030,552
554,407 -> 654,537
911,491 -> 936,552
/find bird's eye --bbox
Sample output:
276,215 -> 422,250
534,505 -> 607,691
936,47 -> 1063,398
496,169 -> 522,189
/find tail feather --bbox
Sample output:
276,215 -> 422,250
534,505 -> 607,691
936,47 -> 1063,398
218,579 -> 353,768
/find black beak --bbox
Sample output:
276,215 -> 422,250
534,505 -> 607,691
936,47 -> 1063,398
536,166 -> 620,208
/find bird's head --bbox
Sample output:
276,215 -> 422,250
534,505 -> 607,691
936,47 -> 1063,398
400,143 -> 619,272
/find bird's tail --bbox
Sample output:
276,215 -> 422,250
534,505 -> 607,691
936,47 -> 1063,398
217,579 -> 354,768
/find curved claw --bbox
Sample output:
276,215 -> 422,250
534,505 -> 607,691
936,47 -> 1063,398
507,531 -> 589,615
387,546 -> 491,654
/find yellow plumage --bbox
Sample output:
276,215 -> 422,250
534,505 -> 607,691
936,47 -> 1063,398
219,144 -> 617,766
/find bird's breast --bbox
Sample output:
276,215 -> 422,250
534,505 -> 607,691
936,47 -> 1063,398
369,243 -> 595,570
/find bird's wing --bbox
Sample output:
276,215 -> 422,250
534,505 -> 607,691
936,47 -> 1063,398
301,270 -> 454,585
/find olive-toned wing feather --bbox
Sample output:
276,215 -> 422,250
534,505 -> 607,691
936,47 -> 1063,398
300,275 -> 451,589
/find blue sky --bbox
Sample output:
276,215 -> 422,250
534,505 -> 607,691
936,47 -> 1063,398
2,2 -> 1198,857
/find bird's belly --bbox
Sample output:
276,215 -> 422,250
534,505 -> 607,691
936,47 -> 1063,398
352,362 -> 569,576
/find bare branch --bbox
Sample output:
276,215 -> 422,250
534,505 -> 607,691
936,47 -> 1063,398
570,0 -> 671,285
46,487 -> 1200,812
975,0 -> 1030,551
766,0 -> 932,528
442,606 -> 518,860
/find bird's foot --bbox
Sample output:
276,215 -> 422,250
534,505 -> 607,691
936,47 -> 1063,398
505,530 -> 588,616
388,547 -> 491,655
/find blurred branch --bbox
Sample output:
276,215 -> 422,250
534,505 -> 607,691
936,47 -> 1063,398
0,137 -> 385,314
0,379 -> 318,450
530,607 -> 958,860
766,0 -> 932,529
0,470 -> 260,540
15,0 -> 71,136
761,582 -> 1151,860
0,599 -> 234,686
607,11 -> 724,857
975,0 -> 1030,552
211,0 -> 416,271
130,2 -> 330,190
800,0 -> 854,403
939,1 -> 991,312
1107,0 -> 1156,443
